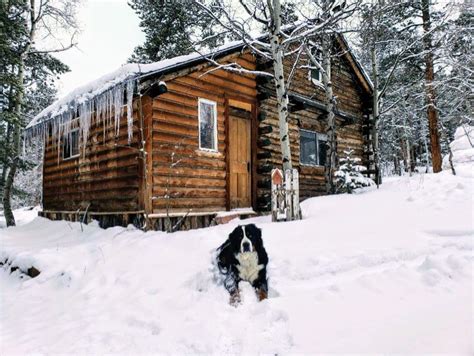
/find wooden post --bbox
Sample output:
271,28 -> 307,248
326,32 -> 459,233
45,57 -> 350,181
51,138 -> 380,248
285,169 -> 292,221
292,169 -> 301,220
272,168 -> 300,222
271,168 -> 283,222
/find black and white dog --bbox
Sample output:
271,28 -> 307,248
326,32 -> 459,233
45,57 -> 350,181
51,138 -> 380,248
216,224 -> 268,305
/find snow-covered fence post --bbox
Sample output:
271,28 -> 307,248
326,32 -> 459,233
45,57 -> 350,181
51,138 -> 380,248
292,169 -> 301,220
285,169 -> 292,221
271,168 -> 301,222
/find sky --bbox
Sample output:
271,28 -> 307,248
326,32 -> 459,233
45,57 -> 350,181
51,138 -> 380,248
54,0 -> 144,97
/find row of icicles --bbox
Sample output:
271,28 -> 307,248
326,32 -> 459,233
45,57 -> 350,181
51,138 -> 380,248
24,78 -> 136,160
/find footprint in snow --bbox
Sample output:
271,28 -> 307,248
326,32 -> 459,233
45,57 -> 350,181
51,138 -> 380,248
125,316 -> 161,335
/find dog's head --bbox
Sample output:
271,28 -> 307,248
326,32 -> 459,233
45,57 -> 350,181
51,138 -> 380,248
228,224 -> 263,254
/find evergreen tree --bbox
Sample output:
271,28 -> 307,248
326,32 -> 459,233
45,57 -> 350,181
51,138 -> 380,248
0,0 -> 76,225
128,0 -> 224,63
335,149 -> 375,194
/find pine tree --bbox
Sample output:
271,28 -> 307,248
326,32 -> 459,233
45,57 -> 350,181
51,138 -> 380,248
335,149 -> 375,194
128,0 -> 224,63
0,0 -> 76,225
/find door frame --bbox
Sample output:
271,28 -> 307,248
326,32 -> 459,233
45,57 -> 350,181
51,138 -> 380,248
224,95 -> 257,211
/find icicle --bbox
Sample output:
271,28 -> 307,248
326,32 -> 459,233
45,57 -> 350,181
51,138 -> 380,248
126,79 -> 135,143
112,83 -> 124,136
25,73 -> 143,160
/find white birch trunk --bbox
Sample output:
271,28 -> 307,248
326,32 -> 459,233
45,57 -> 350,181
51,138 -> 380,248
321,35 -> 337,194
370,44 -> 381,186
269,0 -> 292,171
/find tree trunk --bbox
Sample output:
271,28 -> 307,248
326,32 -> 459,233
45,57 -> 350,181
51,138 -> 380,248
2,157 -> 18,226
421,0 -> 442,173
0,122 -> 12,195
269,0 -> 292,171
2,63 -> 24,226
321,35 -> 337,194
393,154 -> 401,176
2,0 -> 36,226
370,45 -> 381,186
422,121 -> 431,172
405,136 -> 412,176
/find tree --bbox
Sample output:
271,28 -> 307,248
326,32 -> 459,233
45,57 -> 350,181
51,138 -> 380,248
420,0 -> 442,173
357,0 -> 466,177
0,0 -> 78,226
193,0 -> 360,174
303,1 -> 359,193
335,148 -> 374,194
128,0 -> 224,63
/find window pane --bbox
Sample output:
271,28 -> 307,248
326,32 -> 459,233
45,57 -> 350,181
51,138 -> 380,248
300,130 -> 317,165
318,138 -> 327,166
63,135 -> 71,159
63,130 -> 79,159
199,100 -> 216,150
311,68 -> 321,82
71,130 -> 79,156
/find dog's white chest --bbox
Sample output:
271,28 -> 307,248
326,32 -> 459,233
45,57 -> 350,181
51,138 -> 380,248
236,252 -> 263,283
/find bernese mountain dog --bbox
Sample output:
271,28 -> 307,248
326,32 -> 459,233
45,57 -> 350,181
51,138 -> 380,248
216,223 -> 268,305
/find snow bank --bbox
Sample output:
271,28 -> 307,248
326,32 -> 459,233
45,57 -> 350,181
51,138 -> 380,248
0,206 -> 40,228
443,124 -> 474,176
1,171 -> 472,354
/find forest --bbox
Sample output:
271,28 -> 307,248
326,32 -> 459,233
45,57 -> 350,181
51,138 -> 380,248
1,1 -> 472,353
0,0 -> 472,224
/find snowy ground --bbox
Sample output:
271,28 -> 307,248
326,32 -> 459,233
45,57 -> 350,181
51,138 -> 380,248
1,167 -> 472,355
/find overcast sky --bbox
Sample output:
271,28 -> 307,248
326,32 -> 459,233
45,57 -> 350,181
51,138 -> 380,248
54,0 -> 144,97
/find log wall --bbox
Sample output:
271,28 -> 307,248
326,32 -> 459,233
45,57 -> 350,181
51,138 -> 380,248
149,52 -> 258,214
42,100 -> 150,212
256,40 -> 371,210
42,41 -> 371,219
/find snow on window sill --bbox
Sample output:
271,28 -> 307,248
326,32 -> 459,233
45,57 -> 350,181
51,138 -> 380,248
63,154 -> 80,161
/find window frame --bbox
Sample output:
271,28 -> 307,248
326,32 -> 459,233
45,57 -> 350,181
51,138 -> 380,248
198,98 -> 218,152
308,49 -> 323,87
62,127 -> 80,160
299,128 -> 327,167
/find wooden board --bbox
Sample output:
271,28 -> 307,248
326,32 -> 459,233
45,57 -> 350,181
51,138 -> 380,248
228,105 -> 252,208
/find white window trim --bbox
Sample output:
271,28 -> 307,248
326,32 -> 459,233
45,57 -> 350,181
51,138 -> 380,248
198,98 -> 218,152
299,128 -> 327,167
62,127 -> 80,160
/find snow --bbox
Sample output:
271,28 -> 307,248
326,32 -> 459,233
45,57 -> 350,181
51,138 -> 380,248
1,171 -> 472,354
0,206 -> 40,228
443,124 -> 474,176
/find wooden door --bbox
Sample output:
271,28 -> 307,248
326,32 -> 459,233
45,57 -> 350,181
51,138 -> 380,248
228,104 -> 252,208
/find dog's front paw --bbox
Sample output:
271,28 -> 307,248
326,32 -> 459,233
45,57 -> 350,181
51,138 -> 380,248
256,288 -> 268,301
229,289 -> 241,306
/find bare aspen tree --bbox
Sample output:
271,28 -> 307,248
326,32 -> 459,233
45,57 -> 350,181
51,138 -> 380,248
194,0 -> 360,174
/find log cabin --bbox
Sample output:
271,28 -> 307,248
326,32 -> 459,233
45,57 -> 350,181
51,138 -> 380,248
26,34 -> 374,231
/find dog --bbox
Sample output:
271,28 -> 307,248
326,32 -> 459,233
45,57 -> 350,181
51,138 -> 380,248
216,223 -> 268,305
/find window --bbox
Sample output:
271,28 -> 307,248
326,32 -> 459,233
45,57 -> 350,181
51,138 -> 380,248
300,129 -> 327,166
308,49 -> 323,85
63,128 -> 80,159
198,98 -> 217,151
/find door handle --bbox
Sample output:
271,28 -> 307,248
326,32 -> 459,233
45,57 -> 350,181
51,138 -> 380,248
247,162 -> 250,172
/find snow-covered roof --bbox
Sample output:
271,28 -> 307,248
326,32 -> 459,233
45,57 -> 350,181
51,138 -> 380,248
25,32 -> 372,138
26,41 -> 243,131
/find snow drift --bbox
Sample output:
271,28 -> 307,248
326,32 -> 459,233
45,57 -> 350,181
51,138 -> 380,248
1,171 -> 472,354
443,124 -> 474,176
